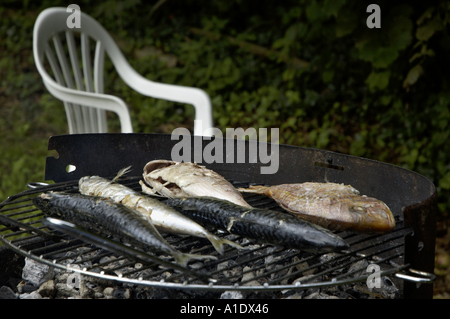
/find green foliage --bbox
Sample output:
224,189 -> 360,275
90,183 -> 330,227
1,1 -> 450,218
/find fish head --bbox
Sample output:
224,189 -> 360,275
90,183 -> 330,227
143,159 -> 176,176
78,176 -> 89,187
142,160 -> 194,198
78,175 -> 112,196
78,176 -> 98,196
349,198 -> 396,233
32,193 -> 60,217
78,175 -> 96,191
32,193 -> 48,209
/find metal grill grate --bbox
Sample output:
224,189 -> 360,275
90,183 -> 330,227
0,177 -> 433,296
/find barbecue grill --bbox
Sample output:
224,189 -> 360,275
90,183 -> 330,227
0,133 -> 437,299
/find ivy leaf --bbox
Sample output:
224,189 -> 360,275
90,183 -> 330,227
416,23 -> 436,41
365,71 -> 391,91
371,47 -> 399,68
349,133 -> 367,157
402,148 -> 419,168
356,36 -> 399,68
306,1 -> 322,22
336,14 -> 358,37
322,70 -> 334,83
416,15 -> 444,41
439,172 -> 450,190
323,0 -> 346,18
417,7 -> 435,25
403,64 -> 423,88
387,15 -> 413,51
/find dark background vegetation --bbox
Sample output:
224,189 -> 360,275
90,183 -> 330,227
0,0 -> 449,297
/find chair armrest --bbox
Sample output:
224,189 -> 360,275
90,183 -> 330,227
42,78 -> 133,133
108,50 -> 213,136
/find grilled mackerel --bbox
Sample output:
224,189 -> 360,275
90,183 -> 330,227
238,183 -> 396,233
164,197 -> 349,253
33,192 -> 215,267
141,160 -> 252,208
79,167 -> 242,254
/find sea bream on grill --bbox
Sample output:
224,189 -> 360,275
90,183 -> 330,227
141,160 -> 252,208
238,183 -> 396,233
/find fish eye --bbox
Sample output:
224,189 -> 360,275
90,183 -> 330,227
352,206 -> 366,213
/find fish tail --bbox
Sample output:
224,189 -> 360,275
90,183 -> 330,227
112,166 -> 132,182
173,251 -> 218,267
206,234 -> 246,255
237,185 -> 270,194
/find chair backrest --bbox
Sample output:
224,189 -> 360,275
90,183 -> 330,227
34,7 -> 132,133
34,7 -> 214,135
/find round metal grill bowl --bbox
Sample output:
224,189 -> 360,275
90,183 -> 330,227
0,134 -> 438,298
0,177 -> 433,297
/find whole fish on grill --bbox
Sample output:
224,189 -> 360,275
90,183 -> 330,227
33,192 -> 216,267
164,197 -> 349,254
78,166 -> 243,254
238,183 -> 396,233
141,160 -> 252,208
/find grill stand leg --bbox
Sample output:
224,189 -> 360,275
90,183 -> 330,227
403,191 -> 437,299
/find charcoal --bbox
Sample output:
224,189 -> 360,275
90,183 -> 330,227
113,287 -> 131,299
19,291 -> 43,299
17,280 -> 38,293
304,292 -> 340,299
347,259 -> 369,277
0,286 -> 18,299
241,266 -> 261,286
55,282 -> 79,298
373,276 -> 399,299
283,291 -> 303,299
22,258 -> 54,287
103,287 -> 114,298
220,290 -> 244,299
37,280 -> 55,298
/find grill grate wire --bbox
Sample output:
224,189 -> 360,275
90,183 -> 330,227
0,177 -> 416,294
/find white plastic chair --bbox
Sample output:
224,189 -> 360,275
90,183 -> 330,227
33,7 -> 213,135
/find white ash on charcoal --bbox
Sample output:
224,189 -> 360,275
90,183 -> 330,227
17,262 -> 173,299
263,248 -> 296,282
102,287 -> 131,299
19,291 -> 43,299
318,252 -> 350,275
241,266 -> 263,286
279,255 -> 404,299
16,256 -> 139,299
220,290 -> 244,299
350,276 -> 399,299
263,246 -> 283,269
6,232 -> 404,299
337,259 -> 401,299
268,264 -> 290,282
304,292 -> 341,299
292,257 -> 317,275
284,289 -> 346,300
22,257 -> 54,287
37,279 -> 56,298
216,260 -> 242,283
281,274 -> 323,299
346,259 -> 369,277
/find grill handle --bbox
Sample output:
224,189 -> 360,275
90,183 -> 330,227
27,182 -> 51,188
395,268 -> 436,283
